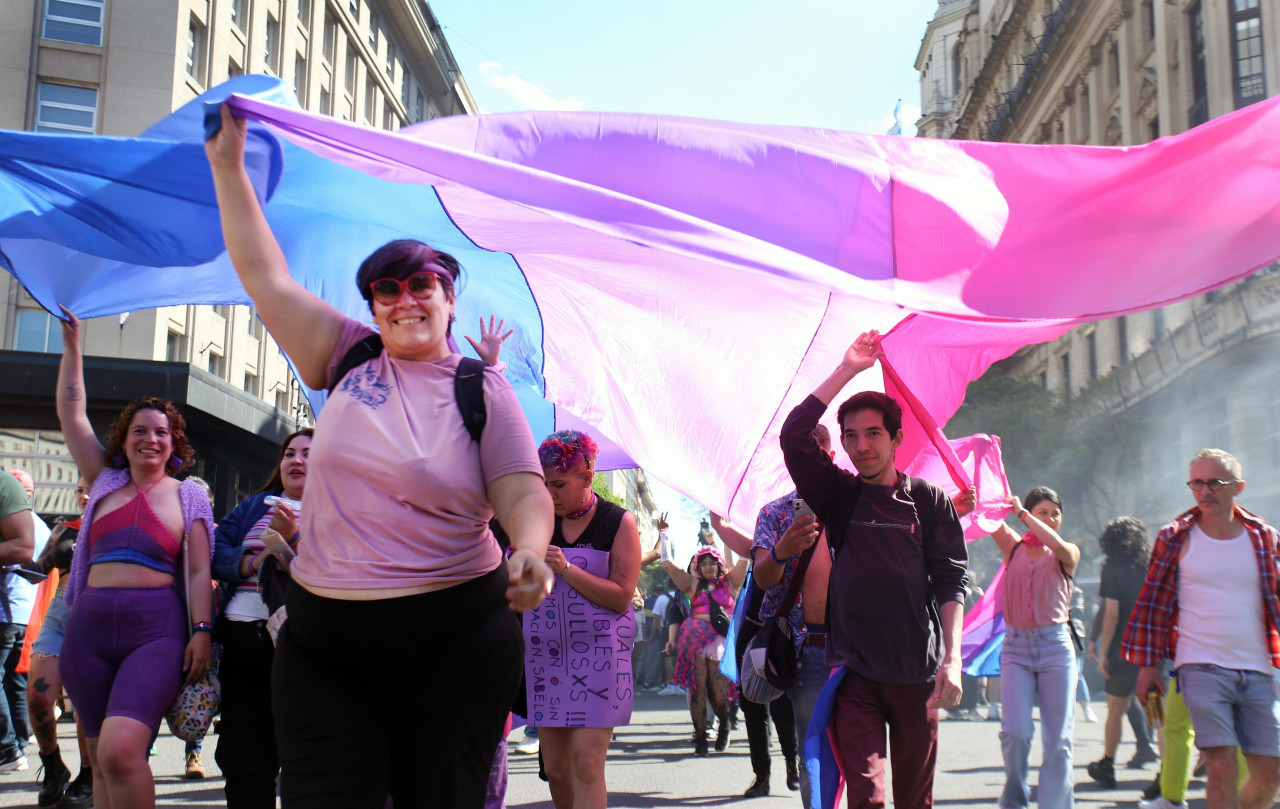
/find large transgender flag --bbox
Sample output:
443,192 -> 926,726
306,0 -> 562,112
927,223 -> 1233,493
4,75 -> 1280,536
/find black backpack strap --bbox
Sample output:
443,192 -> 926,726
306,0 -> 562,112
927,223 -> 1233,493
328,334 -> 385,392
906,477 -> 936,548
454,356 -> 488,443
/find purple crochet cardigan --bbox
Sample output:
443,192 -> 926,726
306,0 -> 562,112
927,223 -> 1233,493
64,468 -> 215,608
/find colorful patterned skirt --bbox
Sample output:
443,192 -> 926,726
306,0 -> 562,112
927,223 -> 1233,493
674,617 -> 738,699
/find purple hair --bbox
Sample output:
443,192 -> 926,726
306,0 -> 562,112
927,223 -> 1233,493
538,430 -> 599,474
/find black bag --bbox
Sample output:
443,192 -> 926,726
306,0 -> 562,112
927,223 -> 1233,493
708,595 -> 732,636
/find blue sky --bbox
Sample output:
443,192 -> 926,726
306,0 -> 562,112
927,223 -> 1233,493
430,0 -> 937,135
427,1 -> 939,551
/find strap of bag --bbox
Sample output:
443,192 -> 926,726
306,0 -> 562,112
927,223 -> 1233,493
770,541 -> 818,619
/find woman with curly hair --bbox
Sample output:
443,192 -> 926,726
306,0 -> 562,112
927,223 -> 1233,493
662,541 -> 747,757
988,486 -> 1080,809
1086,516 -> 1158,788
536,429 -> 641,809
54,309 -> 214,809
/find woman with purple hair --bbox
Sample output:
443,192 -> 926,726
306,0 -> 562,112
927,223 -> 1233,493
662,540 -> 747,757
206,105 -> 555,809
536,429 -> 641,809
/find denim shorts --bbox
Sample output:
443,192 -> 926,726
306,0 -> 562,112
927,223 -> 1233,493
1178,663 -> 1280,756
31,594 -> 69,657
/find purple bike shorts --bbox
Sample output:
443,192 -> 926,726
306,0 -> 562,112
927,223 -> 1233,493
61,585 -> 187,738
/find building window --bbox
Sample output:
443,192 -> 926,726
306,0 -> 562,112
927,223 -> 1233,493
1153,307 -> 1166,341
415,90 -> 424,122
1086,331 -> 1099,380
349,0 -> 359,17
1059,352 -> 1072,396
345,44 -> 358,94
1107,42 -> 1120,97
1080,84 -> 1090,139
14,310 -> 62,353
43,0 -> 105,46
35,83 -> 98,134
1141,0 -> 1156,45
243,371 -> 260,397
1116,316 -> 1129,365
166,329 -> 186,362
368,11 -> 379,48
247,308 -> 264,338
1188,1 -> 1209,126
228,57 -> 244,79
275,388 -> 290,413
401,64 -> 410,106
187,15 -> 207,83
320,86 -> 332,115
365,75 -> 376,123
386,42 -> 395,77
213,305 -> 231,320
208,350 -> 225,378
951,41 -> 964,99
297,0 -> 311,26
231,0 -> 249,32
294,53 -> 308,103
322,9 -> 337,64
1229,0 -> 1266,109
265,13 -> 281,75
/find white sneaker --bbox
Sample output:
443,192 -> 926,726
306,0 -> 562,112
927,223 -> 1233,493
1082,703 -> 1099,723
513,736 -> 540,755
1138,797 -> 1185,809
658,684 -> 684,696
987,703 -> 1001,721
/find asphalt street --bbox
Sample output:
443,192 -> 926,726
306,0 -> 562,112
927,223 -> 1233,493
0,692 -> 1213,807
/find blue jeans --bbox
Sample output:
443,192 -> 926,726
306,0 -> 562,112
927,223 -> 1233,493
1075,654 -> 1090,704
999,624 -> 1075,809
789,640 -> 829,809
0,624 -> 28,758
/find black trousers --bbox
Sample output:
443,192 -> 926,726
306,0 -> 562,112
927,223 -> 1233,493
216,619 -> 279,809
736,620 -> 797,779
273,568 -> 523,809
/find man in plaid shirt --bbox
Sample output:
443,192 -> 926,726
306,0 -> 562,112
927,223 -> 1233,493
1122,449 -> 1280,809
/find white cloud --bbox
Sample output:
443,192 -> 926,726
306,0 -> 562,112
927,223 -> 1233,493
478,61 -> 585,112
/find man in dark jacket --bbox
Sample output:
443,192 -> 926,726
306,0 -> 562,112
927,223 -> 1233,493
780,330 -> 968,809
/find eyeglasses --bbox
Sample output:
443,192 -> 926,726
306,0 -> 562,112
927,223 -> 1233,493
1186,478 -> 1239,492
368,271 -> 444,305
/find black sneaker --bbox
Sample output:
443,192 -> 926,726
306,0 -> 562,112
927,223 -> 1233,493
1087,756 -> 1116,789
743,776 -> 769,797
59,769 -> 93,808
36,755 -> 70,807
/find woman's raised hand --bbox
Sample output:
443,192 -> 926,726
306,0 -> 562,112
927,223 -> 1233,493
465,316 -> 515,367
205,103 -> 249,172
58,305 -> 80,352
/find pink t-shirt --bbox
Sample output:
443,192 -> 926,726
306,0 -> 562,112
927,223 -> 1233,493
292,319 -> 544,592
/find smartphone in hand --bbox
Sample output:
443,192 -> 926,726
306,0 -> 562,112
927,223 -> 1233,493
792,498 -> 818,526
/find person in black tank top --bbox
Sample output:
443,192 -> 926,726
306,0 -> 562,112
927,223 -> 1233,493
536,430 -> 641,809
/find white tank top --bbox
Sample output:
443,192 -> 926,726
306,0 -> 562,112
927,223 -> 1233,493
1176,523 -> 1271,673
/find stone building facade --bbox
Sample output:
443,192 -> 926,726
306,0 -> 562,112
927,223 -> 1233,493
916,0 -> 1280,534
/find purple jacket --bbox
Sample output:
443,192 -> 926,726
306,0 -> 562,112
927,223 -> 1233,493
64,468 -> 215,608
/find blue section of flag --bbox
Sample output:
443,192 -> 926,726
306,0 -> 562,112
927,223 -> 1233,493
0,76 -> 551,437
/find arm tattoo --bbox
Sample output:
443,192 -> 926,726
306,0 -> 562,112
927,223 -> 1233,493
65,385 -> 82,402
